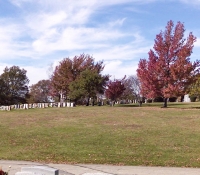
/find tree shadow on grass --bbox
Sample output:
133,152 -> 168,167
167,102 -> 200,109
115,104 -> 140,107
190,107 -> 200,109
115,102 -> 200,109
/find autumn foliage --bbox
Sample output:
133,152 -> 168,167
51,54 -> 107,101
105,77 -> 126,105
137,20 -> 200,107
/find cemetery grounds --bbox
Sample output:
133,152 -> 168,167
1,102 -> 200,167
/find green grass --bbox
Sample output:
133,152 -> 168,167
1,102 -> 200,167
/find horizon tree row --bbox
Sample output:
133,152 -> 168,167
0,54 -> 140,106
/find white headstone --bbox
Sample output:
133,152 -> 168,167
184,94 -> 191,102
7,106 -> 11,111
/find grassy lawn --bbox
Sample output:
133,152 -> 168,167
1,102 -> 200,167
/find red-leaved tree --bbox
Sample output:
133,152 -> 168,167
137,20 -> 200,107
51,54 -> 105,102
105,77 -> 126,106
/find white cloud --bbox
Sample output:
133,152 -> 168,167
26,11 -> 68,33
30,21 -> 137,54
108,18 -> 127,27
25,66 -> 49,85
9,0 -> 157,8
0,19 -> 32,59
0,0 -> 158,84
93,44 -> 150,62
0,63 -> 8,74
9,0 -> 33,7
103,60 -> 138,79
194,37 -> 200,47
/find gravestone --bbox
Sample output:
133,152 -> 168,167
184,94 -> 191,102
38,103 -> 41,108
7,106 -> 11,111
29,104 -> 32,108
67,102 -> 70,107
15,166 -> 59,175
25,104 -> 29,109
32,103 -> 36,108
45,103 -> 49,108
20,104 -> 23,109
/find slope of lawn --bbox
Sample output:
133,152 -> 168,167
1,102 -> 200,167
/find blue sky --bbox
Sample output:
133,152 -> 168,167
0,0 -> 200,85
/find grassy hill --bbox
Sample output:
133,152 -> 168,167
1,102 -> 200,167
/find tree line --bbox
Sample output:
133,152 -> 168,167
1,20 -> 200,107
0,55 -> 140,106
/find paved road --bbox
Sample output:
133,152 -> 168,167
1,160 -> 200,175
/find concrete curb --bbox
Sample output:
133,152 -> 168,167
1,160 -> 200,175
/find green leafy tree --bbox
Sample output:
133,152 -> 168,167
189,74 -> 200,100
69,69 -> 109,106
0,66 -> 29,105
51,54 -> 106,102
0,78 -> 9,105
28,79 -> 51,103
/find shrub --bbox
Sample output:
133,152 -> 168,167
190,95 -> 197,102
169,97 -> 177,102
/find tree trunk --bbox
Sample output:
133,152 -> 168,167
92,98 -> 95,106
163,98 -> 168,108
86,97 -> 90,106
110,101 -> 115,107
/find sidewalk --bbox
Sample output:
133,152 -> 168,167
1,160 -> 200,175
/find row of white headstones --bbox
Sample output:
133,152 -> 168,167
0,102 -> 75,111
